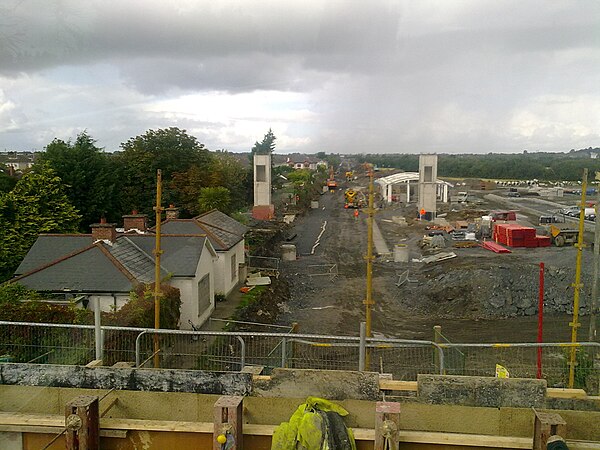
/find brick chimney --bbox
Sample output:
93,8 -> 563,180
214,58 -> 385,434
90,217 -> 117,242
165,204 -> 180,220
123,210 -> 148,232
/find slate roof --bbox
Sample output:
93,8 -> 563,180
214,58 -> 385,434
14,245 -> 136,293
15,235 -> 94,275
108,237 -> 166,283
13,234 -> 211,292
158,210 -> 247,251
125,235 -> 210,277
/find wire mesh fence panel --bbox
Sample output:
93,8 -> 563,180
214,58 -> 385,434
136,332 -> 245,371
0,322 -> 94,365
372,345 -> 439,380
102,327 -> 144,366
238,335 -> 286,372
286,339 -> 360,372
444,344 -> 600,393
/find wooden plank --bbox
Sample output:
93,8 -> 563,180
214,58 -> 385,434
85,360 -> 103,368
2,412 -> 589,450
378,380 -> 418,391
0,424 -> 126,438
547,388 -> 588,399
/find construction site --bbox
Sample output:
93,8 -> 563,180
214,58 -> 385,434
1,154 -> 600,449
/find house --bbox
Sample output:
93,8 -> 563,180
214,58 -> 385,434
157,208 -> 248,298
283,154 -> 328,171
0,151 -> 37,171
12,214 -> 219,329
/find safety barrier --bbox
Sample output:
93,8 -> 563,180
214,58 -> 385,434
1,321 -> 598,392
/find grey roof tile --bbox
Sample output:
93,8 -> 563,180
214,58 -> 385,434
196,210 -> 248,236
125,235 -> 207,277
160,220 -> 205,235
15,246 -> 135,293
193,210 -> 247,250
108,237 -> 166,283
15,235 -> 94,275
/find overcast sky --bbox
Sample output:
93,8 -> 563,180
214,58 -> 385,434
1,0 -> 599,154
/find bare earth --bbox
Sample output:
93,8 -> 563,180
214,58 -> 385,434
273,179 -> 594,344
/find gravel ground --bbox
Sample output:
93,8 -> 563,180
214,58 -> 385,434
260,181 -> 597,343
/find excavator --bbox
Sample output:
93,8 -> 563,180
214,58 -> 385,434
344,188 -> 366,208
326,166 -> 337,190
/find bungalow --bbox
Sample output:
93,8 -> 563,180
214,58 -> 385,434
157,208 -> 248,298
12,213 -> 228,329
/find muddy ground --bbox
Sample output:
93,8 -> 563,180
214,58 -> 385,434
245,179 -> 596,344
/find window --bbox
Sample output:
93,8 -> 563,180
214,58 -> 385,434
197,274 -> 210,316
424,166 -> 433,182
256,165 -> 266,182
231,253 -> 237,282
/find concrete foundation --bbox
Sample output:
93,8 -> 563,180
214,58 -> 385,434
0,363 -> 252,396
1,365 -> 600,449
417,374 -> 547,408
253,368 -> 380,401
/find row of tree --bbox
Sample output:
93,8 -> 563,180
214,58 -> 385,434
358,152 -> 600,181
0,127 -> 281,282
39,128 -> 254,227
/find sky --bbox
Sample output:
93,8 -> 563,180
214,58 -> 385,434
0,0 -> 599,154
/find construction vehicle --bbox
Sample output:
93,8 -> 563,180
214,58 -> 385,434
549,224 -> 579,247
345,171 -> 353,182
326,166 -> 337,190
344,188 -> 365,208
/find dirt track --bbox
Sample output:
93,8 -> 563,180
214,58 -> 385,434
276,180 -> 594,344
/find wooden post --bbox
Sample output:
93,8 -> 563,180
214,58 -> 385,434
214,396 -> 243,450
374,401 -> 401,450
65,395 -> 99,450
533,410 -> 567,450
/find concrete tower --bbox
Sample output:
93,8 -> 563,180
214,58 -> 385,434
418,154 -> 438,220
252,154 -> 275,220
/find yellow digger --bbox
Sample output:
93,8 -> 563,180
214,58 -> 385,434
549,224 -> 579,247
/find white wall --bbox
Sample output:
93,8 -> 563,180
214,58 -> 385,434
88,294 -> 129,313
213,240 -> 246,297
175,240 -> 216,330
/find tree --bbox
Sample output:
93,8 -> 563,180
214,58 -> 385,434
0,163 -> 18,193
41,132 -> 120,230
197,186 -> 232,214
117,128 -> 211,218
251,129 -> 276,157
170,151 -> 250,216
0,164 -> 81,281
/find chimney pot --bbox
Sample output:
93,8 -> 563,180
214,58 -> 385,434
123,212 -> 148,232
91,221 -> 117,242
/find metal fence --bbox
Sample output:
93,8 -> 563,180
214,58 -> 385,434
1,321 -> 598,393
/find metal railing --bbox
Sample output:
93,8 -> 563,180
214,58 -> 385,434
1,320 -> 598,392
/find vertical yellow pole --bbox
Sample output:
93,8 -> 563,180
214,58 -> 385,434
569,168 -> 587,388
153,169 -> 164,369
365,167 -> 375,370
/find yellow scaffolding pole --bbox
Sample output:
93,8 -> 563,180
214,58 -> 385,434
365,167 -> 375,370
569,168 -> 587,388
153,169 -> 164,369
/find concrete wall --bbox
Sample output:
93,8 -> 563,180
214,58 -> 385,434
2,384 -> 600,441
253,154 -> 272,206
0,363 -> 251,396
418,154 -> 438,218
